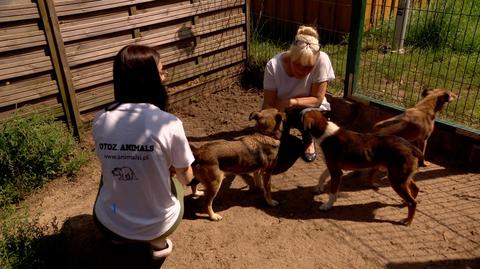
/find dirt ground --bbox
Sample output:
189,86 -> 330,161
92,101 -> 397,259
21,84 -> 480,269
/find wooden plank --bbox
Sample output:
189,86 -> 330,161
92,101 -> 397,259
167,46 -> 245,84
0,3 -> 39,23
60,0 -> 245,42
168,63 -> 244,95
0,75 -> 58,107
70,61 -> 113,91
160,31 -> 246,65
39,0 -> 82,137
169,72 -> 243,107
0,100 -> 64,122
0,54 -> 52,81
65,13 -> 245,67
0,30 -> 46,53
54,0 -> 157,16
76,84 -> 114,112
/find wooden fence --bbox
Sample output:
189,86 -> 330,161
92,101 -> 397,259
0,0 -> 247,137
251,0 -> 429,34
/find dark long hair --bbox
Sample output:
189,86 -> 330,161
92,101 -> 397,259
110,45 -> 168,111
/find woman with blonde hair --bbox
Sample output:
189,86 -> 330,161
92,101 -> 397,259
262,25 -> 335,162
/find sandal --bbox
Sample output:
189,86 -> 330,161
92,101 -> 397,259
151,238 -> 173,260
302,143 -> 317,162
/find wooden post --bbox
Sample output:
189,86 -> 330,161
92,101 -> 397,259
37,0 -> 82,138
245,0 -> 251,63
129,6 -> 141,39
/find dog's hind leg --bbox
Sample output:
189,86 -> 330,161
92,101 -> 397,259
409,179 -> 420,199
390,178 -> 417,226
319,169 -> 343,211
261,172 -> 278,206
314,169 -> 330,194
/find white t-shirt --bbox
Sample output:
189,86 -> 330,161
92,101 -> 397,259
263,51 -> 335,111
92,103 -> 194,241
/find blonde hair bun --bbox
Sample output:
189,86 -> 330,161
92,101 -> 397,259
296,26 -> 319,45
289,25 -> 320,66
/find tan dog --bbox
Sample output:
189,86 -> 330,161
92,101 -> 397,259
304,111 -> 422,225
190,108 -> 285,221
372,88 -> 457,166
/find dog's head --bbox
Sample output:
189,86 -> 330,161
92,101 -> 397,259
249,108 -> 285,139
302,110 -> 329,138
420,88 -> 457,112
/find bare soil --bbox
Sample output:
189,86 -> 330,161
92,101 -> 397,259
19,84 -> 480,269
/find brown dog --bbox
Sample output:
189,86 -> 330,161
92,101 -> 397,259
372,88 -> 457,166
190,108 -> 285,221
303,110 -> 423,225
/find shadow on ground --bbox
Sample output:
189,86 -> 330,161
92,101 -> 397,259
31,214 -> 166,269
387,258 -> 480,269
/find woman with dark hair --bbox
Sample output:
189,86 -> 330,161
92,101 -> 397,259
92,44 -> 194,260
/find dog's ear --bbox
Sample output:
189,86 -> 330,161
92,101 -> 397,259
276,111 -> 286,122
421,88 -> 433,98
249,111 -> 259,121
440,92 -> 452,103
445,91 -> 457,102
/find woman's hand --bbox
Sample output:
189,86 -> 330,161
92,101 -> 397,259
174,166 -> 194,186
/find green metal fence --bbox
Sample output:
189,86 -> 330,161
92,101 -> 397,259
356,0 -> 480,132
249,0 -> 480,133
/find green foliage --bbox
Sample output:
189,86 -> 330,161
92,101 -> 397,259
406,0 -> 479,53
248,31 -> 288,72
0,110 -> 89,207
0,207 -> 64,269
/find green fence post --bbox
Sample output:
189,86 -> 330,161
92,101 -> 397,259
344,0 -> 366,98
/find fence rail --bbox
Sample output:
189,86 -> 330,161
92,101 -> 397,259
0,0 -> 248,137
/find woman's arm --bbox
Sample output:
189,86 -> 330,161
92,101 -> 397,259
174,166 -> 194,186
288,81 -> 327,109
263,89 -> 278,109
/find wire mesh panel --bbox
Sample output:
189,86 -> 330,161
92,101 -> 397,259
249,0 -> 352,96
356,0 -> 480,131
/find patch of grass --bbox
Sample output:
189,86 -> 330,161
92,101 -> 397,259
0,206 -> 65,269
0,108 -> 90,207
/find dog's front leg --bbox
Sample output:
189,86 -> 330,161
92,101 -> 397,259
416,139 -> 429,167
319,169 -> 343,211
314,169 -> 330,194
262,172 -> 278,206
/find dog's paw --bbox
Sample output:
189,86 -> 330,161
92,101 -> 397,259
267,199 -> 279,207
419,161 -> 430,167
209,213 -> 223,221
319,203 -> 333,211
192,189 -> 205,196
